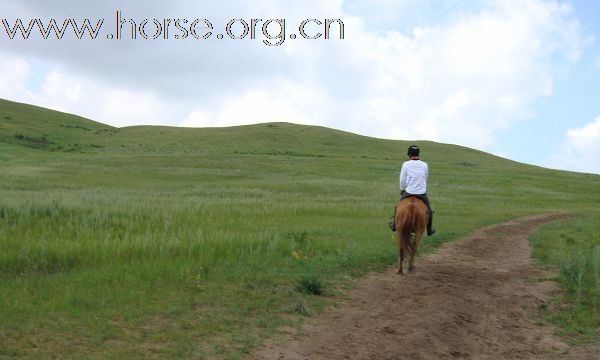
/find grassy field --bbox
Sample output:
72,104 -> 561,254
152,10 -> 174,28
530,216 -> 600,344
1,98 -> 599,358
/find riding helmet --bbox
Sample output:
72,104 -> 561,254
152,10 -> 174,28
407,145 -> 420,156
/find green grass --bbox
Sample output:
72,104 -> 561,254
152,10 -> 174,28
1,98 -> 599,358
530,216 -> 600,344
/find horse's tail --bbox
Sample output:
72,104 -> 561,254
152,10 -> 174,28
400,203 -> 417,256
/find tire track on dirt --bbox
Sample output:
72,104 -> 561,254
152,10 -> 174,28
252,213 -> 599,360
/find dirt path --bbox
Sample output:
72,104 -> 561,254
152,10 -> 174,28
253,213 -> 599,360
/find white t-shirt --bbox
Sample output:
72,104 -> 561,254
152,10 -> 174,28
399,159 -> 428,195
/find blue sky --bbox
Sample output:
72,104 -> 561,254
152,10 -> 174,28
494,0 -> 600,171
0,0 -> 599,174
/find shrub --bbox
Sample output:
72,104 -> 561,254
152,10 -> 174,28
295,275 -> 324,296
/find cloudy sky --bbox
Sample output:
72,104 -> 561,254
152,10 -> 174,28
1,0 -> 599,174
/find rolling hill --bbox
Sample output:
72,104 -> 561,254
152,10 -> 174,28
1,98 -> 598,358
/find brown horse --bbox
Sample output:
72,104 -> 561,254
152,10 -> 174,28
394,197 -> 428,274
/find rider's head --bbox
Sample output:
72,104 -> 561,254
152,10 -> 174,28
407,145 -> 420,158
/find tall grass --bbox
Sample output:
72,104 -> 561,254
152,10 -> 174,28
530,216 -> 600,343
0,151 -> 400,358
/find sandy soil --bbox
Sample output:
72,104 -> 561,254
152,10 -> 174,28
252,213 -> 599,360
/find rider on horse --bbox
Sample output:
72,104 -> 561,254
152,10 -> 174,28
390,145 -> 436,236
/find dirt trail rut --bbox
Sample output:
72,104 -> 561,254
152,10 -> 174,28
253,213 -> 599,360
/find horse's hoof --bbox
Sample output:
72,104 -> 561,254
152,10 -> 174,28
409,266 -> 416,274
396,269 -> 403,275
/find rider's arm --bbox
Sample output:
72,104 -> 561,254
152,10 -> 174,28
399,163 -> 407,192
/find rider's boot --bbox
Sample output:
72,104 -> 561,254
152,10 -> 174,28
427,211 -> 436,236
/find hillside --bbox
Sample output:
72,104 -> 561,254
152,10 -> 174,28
1,98 -> 598,358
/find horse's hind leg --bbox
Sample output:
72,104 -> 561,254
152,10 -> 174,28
408,254 -> 416,273
397,245 -> 404,274
408,262 -> 416,273
408,232 -> 417,274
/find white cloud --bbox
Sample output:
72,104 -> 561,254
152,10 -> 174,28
0,0 -> 590,157
0,53 -> 32,101
0,61 -> 176,126
181,80 -> 328,128
99,89 -> 174,127
549,117 -> 600,174
313,0 -> 584,149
